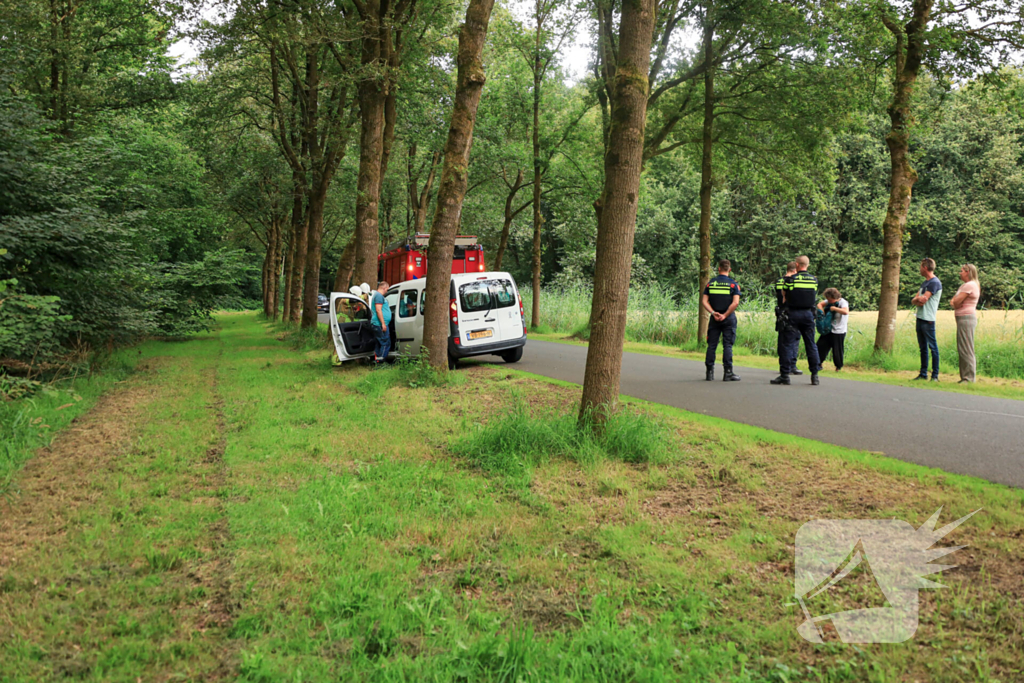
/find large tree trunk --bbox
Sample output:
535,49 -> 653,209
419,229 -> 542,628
333,235 -> 357,293
421,0 -> 497,371
530,7 -> 543,330
874,5 -> 930,352
696,13 -> 715,343
282,230 -> 294,322
271,219 -> 283,320
411,150 -> 441,233
301,188 -> 327,329
578,0 -> 657,426
495,169 -> 526,270
287,179 -> 307,323
354,77 -> 385,286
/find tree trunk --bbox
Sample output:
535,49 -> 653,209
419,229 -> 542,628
271,219 -> 283,320
530,6 -> 543,330
333,235 -> 357,293
287,178 -> 307,324
696,13 -> 715,343
413,151 -> 441,233
874,5 -> 930,352
495,169 -> 525,270
354,78 -> 385,286
421,0 -> 497,371
282,230 -> 294,322
301,188 -> 327,329
578,0 -> 657,426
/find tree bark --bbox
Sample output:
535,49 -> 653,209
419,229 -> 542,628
530,2 -> 543,329
495,169 -> 527,270
287,175 -> 307,324
410,150 -> 441,233
578,0 -> 657,426
354,44 -> 385,286
271,218 -> 283,320
421,0 -> 497,371
696,11 -> 715,343
874,4 -> 931,352
282,229 -> 294,322
333,235 -> 357,293
301,188 -> 327,329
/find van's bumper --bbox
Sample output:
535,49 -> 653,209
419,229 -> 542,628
449,332 -> 527,359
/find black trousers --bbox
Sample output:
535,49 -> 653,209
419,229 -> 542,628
783,309 -> 821,374
817,332 -> 846,370
705,313 -> 737,370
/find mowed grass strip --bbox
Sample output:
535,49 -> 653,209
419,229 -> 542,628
3,313 -> 1023,682
0,333 -> 237,680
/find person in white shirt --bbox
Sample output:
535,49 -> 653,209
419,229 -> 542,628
816,288 -> 850,371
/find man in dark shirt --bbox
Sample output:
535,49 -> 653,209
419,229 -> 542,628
702,259 -> 742,382
774,261 -> 803,377
771,255 -> 821,386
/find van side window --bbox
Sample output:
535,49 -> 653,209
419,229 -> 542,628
336,298 -> 370,323
399,290 -> 418,318
459,282 -> 492,312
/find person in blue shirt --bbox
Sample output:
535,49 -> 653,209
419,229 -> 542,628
911,258 -> 942,381
370,281 -> 392,365
701,260 -> 742,382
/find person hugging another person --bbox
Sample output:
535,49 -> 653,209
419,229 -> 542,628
816,288 -> 850,371
950,263 -> 981,383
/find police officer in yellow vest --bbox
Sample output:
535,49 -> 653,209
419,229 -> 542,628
702,259 -> 742,382
772,255 -> 821,386
773,261 -> 803,377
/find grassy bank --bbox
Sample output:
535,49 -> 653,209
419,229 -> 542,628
2,313 -> 1022,681
521,286 -> 1024,382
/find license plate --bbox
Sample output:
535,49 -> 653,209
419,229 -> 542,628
469,329 -> 493,340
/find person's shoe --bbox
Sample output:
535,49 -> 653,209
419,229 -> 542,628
770,375 -> 790,385
706,368 -> 714,381
723,370 -> 741,382
958,379 -> 969,384
791,369 -> 803,376
912,374 -> 928,381
811,373 -> 820,386
930,376 -> 939,382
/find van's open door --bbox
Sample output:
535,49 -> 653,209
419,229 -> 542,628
329,293 -> 376,362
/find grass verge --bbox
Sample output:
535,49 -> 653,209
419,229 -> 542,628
1,313 -> 1021,682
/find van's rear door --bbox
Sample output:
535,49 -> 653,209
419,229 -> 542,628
394,284 -> 424,357
489,277 -> 524,341
456,278 -> 497,349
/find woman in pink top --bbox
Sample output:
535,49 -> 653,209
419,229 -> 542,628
950,263 -> 981,383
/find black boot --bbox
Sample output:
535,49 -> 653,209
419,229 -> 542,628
770,375 -> 790,385
811,373 -> 820,386
723,369 -> 741,382
791,368 -> 803,376
706,367 -> 714,381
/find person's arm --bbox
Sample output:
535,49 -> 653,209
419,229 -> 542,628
701,293 -> 719,320
375,301 -> 387,330
830,303 -> 849,315
723,294 -> 740,318
912,290 -> 931,307
817,299 -> 826,311
950,287 -> 967,309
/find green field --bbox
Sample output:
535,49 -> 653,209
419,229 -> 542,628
2,314 -> 1022,682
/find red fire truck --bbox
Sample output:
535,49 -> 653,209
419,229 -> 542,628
378,233 -> 485,284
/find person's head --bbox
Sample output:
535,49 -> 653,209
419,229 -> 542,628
823,287 -> 841,303
960,263 -> 979,283
360,282 -> 371,295
796,255 -> 809,271
920,258 -> 936,277
349,285 -> 362,297
376,280 -> 389,293
717,259 -> 731,275
786,261 -> 798,275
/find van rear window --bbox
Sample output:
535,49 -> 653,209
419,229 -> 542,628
459,279 -> 516,312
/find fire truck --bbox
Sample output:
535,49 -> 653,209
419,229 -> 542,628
377,233 -> 485,284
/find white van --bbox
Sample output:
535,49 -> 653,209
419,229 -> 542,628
328,271 -> 527,368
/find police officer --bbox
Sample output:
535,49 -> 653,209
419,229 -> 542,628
772,255 -> 821,385
773,261 -> 803,377
702,259 -> 741,382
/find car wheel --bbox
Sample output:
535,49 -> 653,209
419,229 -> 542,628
447,353 -> 458,370
501,347 -> 523,363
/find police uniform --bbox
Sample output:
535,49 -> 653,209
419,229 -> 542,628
774,274 -> 801,376
703,274 -> 741,381
778,270 -> 821,383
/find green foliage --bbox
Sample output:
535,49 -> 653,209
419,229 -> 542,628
451,395 -> 673,486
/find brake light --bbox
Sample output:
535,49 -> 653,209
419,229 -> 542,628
519,297 -> 526,328
479,264 -> 484,271
408,265 -> 413,271
450,298 -> 458,324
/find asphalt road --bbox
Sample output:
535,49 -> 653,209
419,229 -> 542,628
476,340 -> 1024,489
318,312 -> 1024,488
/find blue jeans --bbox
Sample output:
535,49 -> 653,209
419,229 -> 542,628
373,325 -> 391,362
783,309 -> 821,374
705,313 -> 737,371
916,318 -> 939,377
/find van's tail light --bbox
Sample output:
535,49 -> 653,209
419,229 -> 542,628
450,298 -> 458,324
519,298 -> 526,330
478,264 -> 484,271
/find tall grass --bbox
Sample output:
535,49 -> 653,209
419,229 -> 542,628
524,285 -> 1024,379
